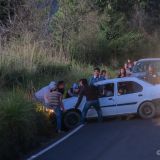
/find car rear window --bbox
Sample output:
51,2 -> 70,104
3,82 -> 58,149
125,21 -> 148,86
133,60 -> 160,73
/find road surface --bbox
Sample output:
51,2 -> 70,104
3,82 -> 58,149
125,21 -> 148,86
33,117 -> 160,160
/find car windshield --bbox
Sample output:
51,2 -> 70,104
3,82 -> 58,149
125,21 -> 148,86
132,61 -> 160,73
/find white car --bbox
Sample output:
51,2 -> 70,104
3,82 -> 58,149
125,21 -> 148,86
62,77 -> 160,129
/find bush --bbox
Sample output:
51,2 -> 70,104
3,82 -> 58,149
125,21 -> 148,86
0,90 -> 53,160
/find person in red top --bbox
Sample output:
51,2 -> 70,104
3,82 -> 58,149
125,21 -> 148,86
118,68 -> 127,78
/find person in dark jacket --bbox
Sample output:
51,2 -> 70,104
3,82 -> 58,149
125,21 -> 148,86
75,79 -> 103,123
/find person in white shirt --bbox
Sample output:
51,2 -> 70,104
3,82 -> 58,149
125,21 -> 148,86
35,81 -> 56,104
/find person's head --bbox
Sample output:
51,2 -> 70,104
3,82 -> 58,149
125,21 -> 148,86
57,81 -> 65,94
72,83 -> 79,93
57,81 -> 65,88
127,59 -> 131,63
119,68 -> 126,77
93,67 -> 100,77
101,70 -> 107,76
79,79 -> 88,87
118,88 -> 124,95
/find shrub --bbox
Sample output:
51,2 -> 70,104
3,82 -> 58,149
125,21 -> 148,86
0,90 -> 53,160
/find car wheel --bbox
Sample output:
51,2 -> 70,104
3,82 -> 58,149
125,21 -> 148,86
63,110 -> 81,129
138,102 -> 156,119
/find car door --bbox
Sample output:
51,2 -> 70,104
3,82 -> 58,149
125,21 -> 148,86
116,80 -> 143,115
86,82 -> 116,118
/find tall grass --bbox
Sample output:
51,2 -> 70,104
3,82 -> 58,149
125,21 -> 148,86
0,33 -> 69,72
0,33 -> 115,90
0,89 -> 53,160
0,33 -> 70,88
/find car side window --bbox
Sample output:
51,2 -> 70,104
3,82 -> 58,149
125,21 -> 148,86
98,83 -> 114,97
118,81 -> 143,96
133,62 -> 149,73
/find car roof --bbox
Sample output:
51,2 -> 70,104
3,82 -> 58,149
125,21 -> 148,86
94,77 -> 144,86
137,58 -> 160,62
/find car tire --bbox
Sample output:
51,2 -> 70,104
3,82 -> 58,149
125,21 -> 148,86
138,102 -> 156,119
63,110 -> 81,129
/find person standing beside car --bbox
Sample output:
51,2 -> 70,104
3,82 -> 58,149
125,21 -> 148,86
57,80 -> 65,96
101,69 -> 110,79
75,79 -> 103,123
45,83 -> 65,133
34,81 -> 56,104
89,67 -> 105,85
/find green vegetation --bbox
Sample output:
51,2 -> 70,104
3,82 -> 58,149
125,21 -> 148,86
0,90 -> 53,159
0,0 -> 160,159
1,0 -> 160,66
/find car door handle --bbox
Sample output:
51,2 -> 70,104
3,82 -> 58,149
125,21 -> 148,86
138,94 -> 143,97
108,97 -> 113,100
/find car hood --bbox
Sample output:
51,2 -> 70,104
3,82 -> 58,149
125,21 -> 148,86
63,97 -> 78,110
63,97 -> 86,110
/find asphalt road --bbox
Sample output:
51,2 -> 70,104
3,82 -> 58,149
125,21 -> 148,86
34,117 -> 160,160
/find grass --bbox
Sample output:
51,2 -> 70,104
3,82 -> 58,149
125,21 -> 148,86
0,89 -> 54,159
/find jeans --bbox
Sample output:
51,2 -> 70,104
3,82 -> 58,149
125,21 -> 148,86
82,100 -> 102,123
55,107 -> 62,130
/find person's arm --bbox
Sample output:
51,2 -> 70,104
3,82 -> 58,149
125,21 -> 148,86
44,92 -> 49,104
59,94 -> 65,111
75,88 -> 84,109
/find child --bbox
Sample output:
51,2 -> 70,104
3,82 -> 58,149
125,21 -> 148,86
101,69 -> 110,79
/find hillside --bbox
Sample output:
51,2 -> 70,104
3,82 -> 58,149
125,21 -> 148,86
0,0 -> 160,66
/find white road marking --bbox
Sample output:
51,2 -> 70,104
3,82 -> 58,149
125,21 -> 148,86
27,124 -> 84,160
